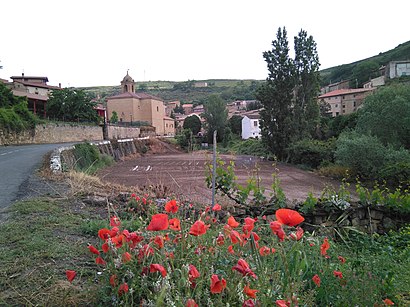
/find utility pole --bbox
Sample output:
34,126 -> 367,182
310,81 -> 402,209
211,130 -> 217,207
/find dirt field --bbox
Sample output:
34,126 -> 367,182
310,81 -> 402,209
97,151 -> 348,204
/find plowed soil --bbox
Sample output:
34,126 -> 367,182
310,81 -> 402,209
97,151 -> 347,204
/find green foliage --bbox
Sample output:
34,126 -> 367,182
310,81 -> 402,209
350,60 -> 379,88
183,115 -> 201,135
46,88 -> 99,123
203,94 -> 228,143
110,110 -> 118,123
175,129 -> 195,151
300,192 -> 318,214
72,143 -> 114,174
229,138 -> 273,158
287,138 -> 336,168
228,115 -> 243,136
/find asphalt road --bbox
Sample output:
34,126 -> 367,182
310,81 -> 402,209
0,143 -> 71,209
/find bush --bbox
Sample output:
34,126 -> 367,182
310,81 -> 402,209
73,143 -> 114,174
230,138 -> 273,158
287,138 -> 336,168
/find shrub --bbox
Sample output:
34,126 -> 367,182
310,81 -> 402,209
287,138 -> 336,168
73,143 -> 113,174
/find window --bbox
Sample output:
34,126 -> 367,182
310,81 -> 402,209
336,112 -> 339,116
353,101 -> 356,107
157,106 -> 159,112
343,105 -> 345,108
166,124 -> 168,128
335,104 -> 338,108
253,121 -> 258,127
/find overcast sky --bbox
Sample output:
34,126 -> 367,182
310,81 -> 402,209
1,0 -> 409,87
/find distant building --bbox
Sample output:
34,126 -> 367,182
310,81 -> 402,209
241,110 -> 261,139
363,76 -> 385,88
106,72 -> 174,136
182,103 -> 193,115
194,82 -> 208,88
165,100 -> 180,117
320,80 -> 350,94
318,88 -> 375,117
386,60 -> 410,79
193,104 -> 204,114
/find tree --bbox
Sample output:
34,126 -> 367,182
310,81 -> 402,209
293,29 -> 321,138
257,27 -> 295,159
203,94 -> 228,143
47,88 -> 99,123
228,115 -> 243,136
174,104 -> 184,114
110,111 -> 119,124
350,60 -> 379,88
183,115 -> 201,135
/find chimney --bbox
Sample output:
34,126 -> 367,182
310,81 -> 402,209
22,72 -> 24,77
59,83 -> 61,88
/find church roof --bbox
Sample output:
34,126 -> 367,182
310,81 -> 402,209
122,72 -> 134,83
107,91 -> 163,101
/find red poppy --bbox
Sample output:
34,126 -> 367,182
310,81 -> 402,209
270,221 -> 286,241
111,234 -> 125,248
147,213 -> 169,231
321,238 -> 330,256
166,251 -> 174,259
233,258 -> 257,279
150,264 -> 167,277
165,199 -> 178,213
186,299 -> 198,307
189,264 -> 200,283
243,217 -> 256,233
110,216 -> 121,227
216,233 -> 225,246
383,298 -> 394,305
333,270 -> 343,279
154,235 -> 164,249
169,218 -> 181,231
243,299 -> 256,307
212,203 -> 222,211
88,244 -> 100,255
230,230 -> 243,245
275,208 -> 304,226
95,256 -> 106,266
289,226 -> 304,241
275,300 -> 290,307
102,242 -> 109,253
227,216 -> 240,228
338,255 -> 346,264
189,220 -> 210,236
251,232 -> 260,242
128,232 -> 144,248
118,283 -> 129,296
109,227 -> 120,238
122,252 -> 132,263
138,244 -> 154,261
98,228 -> 111,240
312,274 -> 321,287
66,270 -> 76,283
244,284 -> 259,298
271,247 -> 276,253
228,245 -> 235,254
109,274 -> 117,287
210,274 -> 226,294
259,246 -> 270,256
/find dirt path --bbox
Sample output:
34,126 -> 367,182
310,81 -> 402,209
97,151 -> 350,204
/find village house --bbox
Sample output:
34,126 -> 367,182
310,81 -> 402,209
106,72 -> 175,136
241,109 -> 261,139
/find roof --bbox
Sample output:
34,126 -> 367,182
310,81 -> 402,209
12,90 -> 48,101
14,80 -> 61,90
163,116 -> 174,121
318,88 -> 374,99
244,113 -> 260,120
11,76 -> 49,82
182,104 -> 193,108
122,72 -> 134,83
107,91 -> 163,101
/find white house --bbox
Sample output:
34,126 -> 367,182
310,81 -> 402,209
241,113 -> 261,139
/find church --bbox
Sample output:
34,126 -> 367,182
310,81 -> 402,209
106,72 -> 175,136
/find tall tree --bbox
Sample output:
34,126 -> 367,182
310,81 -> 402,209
293,29 -> 321,138
183,115 -> 202,135
257,27 -> 295,159
203,94 -> 228,143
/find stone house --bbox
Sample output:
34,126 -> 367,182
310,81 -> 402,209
241,110 -> 261,139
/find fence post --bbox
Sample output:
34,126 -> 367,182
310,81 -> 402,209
212,130 -> 217,207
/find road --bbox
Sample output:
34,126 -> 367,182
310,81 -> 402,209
0,143 -> 70,209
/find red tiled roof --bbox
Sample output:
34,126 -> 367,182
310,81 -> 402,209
183,104 -> 193,108
318,88 -> 374,99
107,91 -> 163,101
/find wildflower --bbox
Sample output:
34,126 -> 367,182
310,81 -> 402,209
227,216 -> 240,228
138,244 -> 154,261
102,242 -> 109,253
289,227 -> 304,241
169,218 -> 181,231
142,197 -> 147,205
189,264 -> 200,287
321,238 -> 330,256
186,299 -> 198,307
109,274 -> 117,287
243,217 -> 256,233
130,193 -> 137,198
150,264 -> 167,277
233,258 -> 257,279
118,283 -> 129,296
210,274 -> 226,294
383,298 -> 394,305
228,245 -> 235,254
275,300 -> 290,307
147,213 -> 169,231
66,270 -> 76,283
88,244 -> 100,255
312,274 -> 321,287
110,216 -> 121,227
189,220 -> 210,236
166,251 -> 175,259
333,270 -> 343,279
259,246 -> 270,256
230,230 -> 243,244
271,247 -> 276,253
243,299 -> 256,307
270,221 -> 285,241
212,203 -> 222,211
216,233 -> 225,245
122,252 -> 132,263
244,284 -> 258,298
95,256 -> 106,266
275,208 -> 304,226
338,255 -> 346,264
165,199 -> 178,213
110,227 -> 120,238
154,235 -> 164,249
98,228 -> 111,240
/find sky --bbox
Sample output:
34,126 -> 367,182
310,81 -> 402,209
1,0 -> 409,88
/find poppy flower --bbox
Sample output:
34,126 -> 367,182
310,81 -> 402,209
338,255 -> 346,264
230,230 -> 243,245
312,274 -> 321,287
228,245 -> 235,254
118,283 -> 129,296
109,274 -> 117,287
109,227 -> 120,238
210,274 -> 226,294
243,299 -> 256,307
243,217 -> 256,233
275,300 -> 290,307
138,244 -> 154,261
383,298 -> 394,305
166,251 -> 174,259
212,203 -> 222,211
275,208 -> 304,226
88,244 -> 100,255
216,233 -> 225,246
259,246 -> 270,256
290,227 -> 304,241
189,264 -> 200,282
111,234 -> 125,248
122,252 -> 132,263
154,235 -> 164,249
321,238 -> 330,256
95,256 -> 106,266
169,218 -> 181,231
270,221 -> 286,241
150,264 -> 167,277
66,270 -> 76,283
333,270 -> 343,279
233,258 -> 257,279
227,216 -> 240,228
147,214 -> 169,231
102,242 -> 109,253
244,284 -> 259,298
186,299 -> 198,307
110,216 -> 121,227
165,199 -> 178,213
98,228 -> 111,240
189,220 -> 210,236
